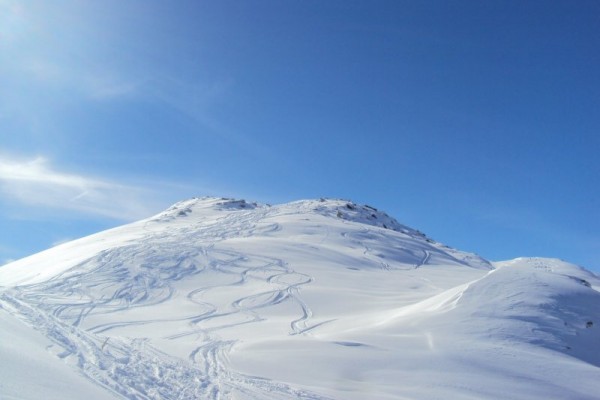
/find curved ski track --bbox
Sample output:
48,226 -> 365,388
0,209 -> 331,399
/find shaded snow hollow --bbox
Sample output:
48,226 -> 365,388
0,197 -> 599,400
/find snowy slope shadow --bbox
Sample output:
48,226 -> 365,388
453,259 -> 600,367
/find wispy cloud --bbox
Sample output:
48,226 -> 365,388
23,58 -> 142,101
0,155 -> 164,220
83,74 -> 140,100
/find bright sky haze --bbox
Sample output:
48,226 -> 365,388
1,1 -> 599,271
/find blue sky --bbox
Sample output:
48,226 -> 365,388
1,1 -> 598,271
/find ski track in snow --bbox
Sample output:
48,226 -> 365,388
416,250 -> 431,268
1,208 -> 331,400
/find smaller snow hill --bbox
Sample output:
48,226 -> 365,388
0,197 -> 599,400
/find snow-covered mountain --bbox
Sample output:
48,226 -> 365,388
1,197 -> 599,399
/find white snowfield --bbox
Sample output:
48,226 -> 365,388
1,197 -> 599,400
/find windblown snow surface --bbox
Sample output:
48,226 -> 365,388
1,197 -> 599,399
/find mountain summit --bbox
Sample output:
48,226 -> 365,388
1,197 -> 599,399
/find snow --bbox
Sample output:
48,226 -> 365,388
0,304 -> 120,400
0,196 -> 599,399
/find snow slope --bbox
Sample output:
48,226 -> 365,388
0,197 -> 599,399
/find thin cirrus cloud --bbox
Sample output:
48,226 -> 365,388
0,155 -> 163,221
23,58 -> 141,101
